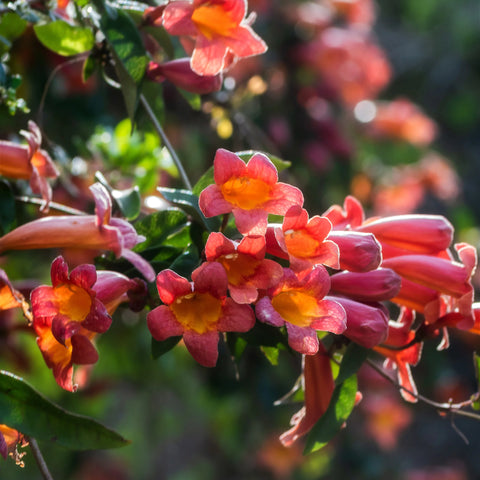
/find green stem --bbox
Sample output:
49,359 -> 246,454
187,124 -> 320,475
28,437 -> 54,480
15,196 -> 87,216
139,94 -> 193,191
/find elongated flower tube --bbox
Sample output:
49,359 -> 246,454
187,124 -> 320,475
256,267 -> 346,354
204,232 -> 283,303
374,308 -> 422,403
0,183 -> 155,282
162,0 -> 267,76
383,243 -> 476,328
31,256 -> 113,391
147,58 -> 223,94
147,262 -> 255,367
356,214 -> 453,257
273,205 -> 340,272
280,344 -> 335,447
329,268 -> 401,303
0,121 -> 59,211
326,295 -> 389,348
199,149 -> 304,235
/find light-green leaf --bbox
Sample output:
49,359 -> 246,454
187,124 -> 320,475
33,21 -> 94,56
0,371 -> 129,450
304,374 -> 357,454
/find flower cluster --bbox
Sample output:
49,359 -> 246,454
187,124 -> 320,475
146,148 -> 478,446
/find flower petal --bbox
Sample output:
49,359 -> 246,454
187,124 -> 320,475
183,330 -> 219,367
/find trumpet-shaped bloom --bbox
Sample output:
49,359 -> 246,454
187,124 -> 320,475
162,0 -> 267,76
147,58 -> 223,94
0,183 -> 155,282
147,262 -> 255,367
204,232 -> 283,303
273,206 -> 339,272
323,195 -> 365,230
199,149 -> 304,235
0,425 -> 27,465
255,267 -> 346,354
280,344 -> 335,446
374,308 -> 422,403
31,256 -> 112,391
0,121 -> 59,211
327,295 -> 389,348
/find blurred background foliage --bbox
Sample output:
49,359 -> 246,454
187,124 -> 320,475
1,0 -> 480,479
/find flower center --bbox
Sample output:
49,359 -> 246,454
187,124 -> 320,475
55,284 -> 92,322
221,177 -> 272,210
271,290 -> 320,327
192,2 -> 237,40
171,292 -> 222,334
218,253 -> 259,286
284,229 -> 320,258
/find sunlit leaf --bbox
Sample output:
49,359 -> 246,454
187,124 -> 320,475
304,374 -> 357,454
112,186 -> 141,220
157,187 -> 220,232
0,371 -> 129,450
33,21 -> 95,56
260,346 -> 280,366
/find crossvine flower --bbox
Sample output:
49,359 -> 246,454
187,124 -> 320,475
162,0 -> 267,76
147,262 -> 255,367
199,149 -> 304,235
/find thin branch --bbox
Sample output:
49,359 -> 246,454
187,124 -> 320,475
37,55 -> 89,131
366,358 -> 480,420
27,437 -> 54,480
139,93 -> 193,191
15,196 -> 87,216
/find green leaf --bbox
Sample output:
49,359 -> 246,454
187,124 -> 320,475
83,55 -> 97,82
112,186 -> 141,220
98,3 -> 148,121
304,374 -> 358,454
0,12 -> 28,54
0,371 -> 129,450
237,150 -> 291,172
334,343 -> 369,386
157,187 -> 220,232
33,21 -> 95,56
152,336 -> 181,359
178,88 -> 201,111
134,209 -> 189,253
192,166 -> 214,196
142,25 -> 174,59
260,346 -> 279,366
0,181 -> 15,235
